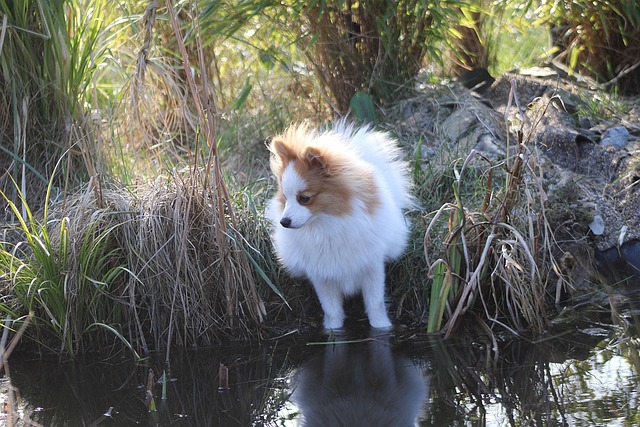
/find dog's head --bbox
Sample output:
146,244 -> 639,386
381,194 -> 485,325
268,125 -> 378,229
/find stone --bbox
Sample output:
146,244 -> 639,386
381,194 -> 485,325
589,214 -> 605,235
600,126 -> 630,148
442,109 -> 477,141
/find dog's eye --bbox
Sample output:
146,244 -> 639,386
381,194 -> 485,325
297,194 -> 311,205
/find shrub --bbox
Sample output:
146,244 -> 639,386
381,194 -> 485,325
298,0 -> 464,113
541,0 -> 640,94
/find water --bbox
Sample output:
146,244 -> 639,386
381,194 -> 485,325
2,309 -> 639,426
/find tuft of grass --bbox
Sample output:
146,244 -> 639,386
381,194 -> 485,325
422,81 -> 557,337
0,173 -> 130,356
120,169 -> 265,351
0,167 -> 277,357
576,88 -> 630,124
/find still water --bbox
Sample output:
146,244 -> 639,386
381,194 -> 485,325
2,308 -> 639,426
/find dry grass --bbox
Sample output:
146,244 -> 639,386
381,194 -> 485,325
122,169 -> 265,350
39,170 -> 267,353
122,1 -> 266,355
383,81 -> 560,337
430,82 -> 555,337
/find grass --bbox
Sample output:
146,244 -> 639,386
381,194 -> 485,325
576,87 -> 631,123
0,173 -> 130,356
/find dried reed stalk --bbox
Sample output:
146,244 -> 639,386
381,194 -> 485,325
132,0 -> 158,113
425,80 -> 554,337
165,0 -> 264,333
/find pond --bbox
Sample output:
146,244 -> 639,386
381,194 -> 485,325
2,304 -> 639,426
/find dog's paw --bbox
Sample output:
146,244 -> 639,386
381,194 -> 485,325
369,316 -> 392,330
323,319 -> 345,330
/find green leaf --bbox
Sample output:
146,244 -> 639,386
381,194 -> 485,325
349,91 -> 376,124
230,77 -> 252,112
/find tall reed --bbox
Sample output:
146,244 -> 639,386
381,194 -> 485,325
118,2 -> 266,358
0,0 -> 111,205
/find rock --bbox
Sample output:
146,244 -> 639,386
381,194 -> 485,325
595,239 -> 640,282
588,215 -> 605,235
600,126 -> 630,148
457,68 -> 495,95
442,109 -> 477,141
520,67 -> 558,78
474,133 -> 504,161
486,73 -> 549,110
547,88 -> 584,114
621,240 -> 640,275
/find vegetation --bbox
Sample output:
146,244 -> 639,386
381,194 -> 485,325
541,0 -> 640,94
0,0 -> 638,360
0,0 -> 110,204
300,0 -> 465,113
424,88 -> 552,335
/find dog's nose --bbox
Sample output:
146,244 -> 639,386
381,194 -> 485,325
280,217 -> 292,228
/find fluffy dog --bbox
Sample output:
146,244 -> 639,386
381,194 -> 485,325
266,121 -> 413,329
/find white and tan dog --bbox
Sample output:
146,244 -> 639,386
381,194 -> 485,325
267,121 -> 413,329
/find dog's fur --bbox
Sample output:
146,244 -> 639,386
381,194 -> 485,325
266,121 -> 413,329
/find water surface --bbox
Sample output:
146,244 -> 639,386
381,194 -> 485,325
2,308 -> 639,426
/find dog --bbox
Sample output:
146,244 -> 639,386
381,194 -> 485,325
266,121 -> 413,329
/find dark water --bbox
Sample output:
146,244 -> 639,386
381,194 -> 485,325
2,308 -> 640,426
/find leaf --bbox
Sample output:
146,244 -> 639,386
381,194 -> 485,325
568,45 -> 583,72
349,91 -> 376,124
230,77 -> 253,112
427,260 -> 449,333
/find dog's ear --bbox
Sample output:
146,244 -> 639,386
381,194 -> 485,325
305,147 -> 330,176
270,137 -> 295,163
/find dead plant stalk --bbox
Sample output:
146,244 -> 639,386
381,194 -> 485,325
166,1 -> 264,331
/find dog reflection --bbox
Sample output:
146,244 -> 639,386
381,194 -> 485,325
291,335 -> 429,426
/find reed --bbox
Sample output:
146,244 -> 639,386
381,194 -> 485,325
114,2 -> 267,357
0,0 -> 112,207
424,81 -> 554,337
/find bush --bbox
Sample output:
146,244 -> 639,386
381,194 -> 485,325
542,0 -> 640,94
298,0 -> 464,113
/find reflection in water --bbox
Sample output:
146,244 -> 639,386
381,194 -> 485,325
425,314 -> 640,426
2,315 -> 640,426
550,329 -> 640,426
288,333 -> 429,427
